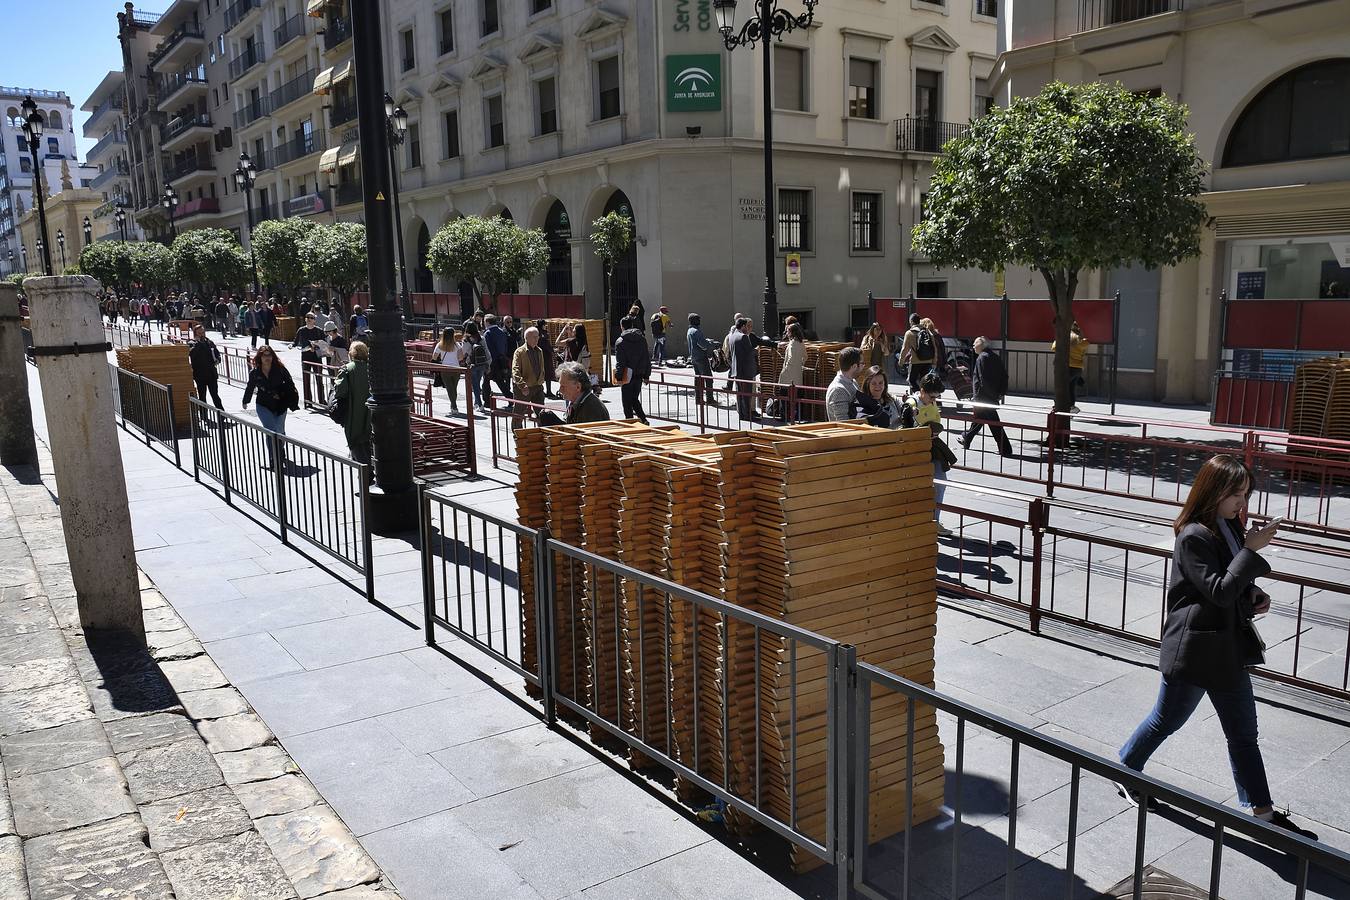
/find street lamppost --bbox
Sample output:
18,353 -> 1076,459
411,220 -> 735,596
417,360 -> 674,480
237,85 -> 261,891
114,204 -> 128,242
19,245 -> 27,273
352,0 -> 414,527
713,0 -> 817,338
382,93 -> 410,304
83,215 -> 93,248
19,96 -> 53,276
5,248 -> 13,275
161,187 -> 179,240
55,230 -> 66,270
233,151 -> 262,299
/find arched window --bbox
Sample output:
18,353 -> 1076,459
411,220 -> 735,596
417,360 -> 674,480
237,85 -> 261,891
1223,59 -> 1350,167
47,110 -> 62,130
5,108 -> 18,128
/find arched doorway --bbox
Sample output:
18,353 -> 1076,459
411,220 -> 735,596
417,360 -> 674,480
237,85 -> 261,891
499,207 -> 513,221
543,199 -> 573,295
602,190 -> 637,331
414,223 -> 433,294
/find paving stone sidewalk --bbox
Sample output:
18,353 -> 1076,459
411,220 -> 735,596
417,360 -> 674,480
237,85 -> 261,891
0,447 -> 401,900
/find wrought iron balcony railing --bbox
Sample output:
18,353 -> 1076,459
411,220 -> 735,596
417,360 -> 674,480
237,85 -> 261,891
83,94 -> 126,137
274,13 -> 306,49
228,45 -> 266,80
162,112 -> 212,142
234,97 -> 270,129
223,0 -> 260,32
270,68 -> 315,114
895,117 -> 967,154
323,16 -> 352,52
1078,0 -> 1181,32
266,129 -> 327,168
148,24 -> 205,68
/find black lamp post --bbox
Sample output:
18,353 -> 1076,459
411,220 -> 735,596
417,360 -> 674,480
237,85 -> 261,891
6,248 -> 13,275
714,0 -> 817,338
82,215 -> 93,247
114,204 -> 128,242
352,0 -> 414,527
161,187 -> 179,240
55,229 -> 66,270
19,245 -> 27,273
382,92 -> 410,304
19,96 -> 53,275
233,151 -> 262,299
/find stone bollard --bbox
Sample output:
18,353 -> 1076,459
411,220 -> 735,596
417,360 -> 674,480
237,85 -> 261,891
26,276 -> 144,641
0,283 -> 38,466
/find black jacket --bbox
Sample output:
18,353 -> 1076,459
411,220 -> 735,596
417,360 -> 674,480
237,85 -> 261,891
614,328 -> 651,381
187,338 -> 220,378
566,390 -> 610,424
1159,520 -> 1270,690
729,330 -> 772,380
971,349 -> 1008,402
243,364 -> 299,415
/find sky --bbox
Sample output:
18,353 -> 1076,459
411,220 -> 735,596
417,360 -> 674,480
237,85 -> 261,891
2,1 -> 136,160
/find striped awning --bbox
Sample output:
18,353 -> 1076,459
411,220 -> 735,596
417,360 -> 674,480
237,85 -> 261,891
318,145 -> 341,173
306,0 -> 333,18
313,66 -> 335,95
337,141 -> 359,168
330,60 -> 354,88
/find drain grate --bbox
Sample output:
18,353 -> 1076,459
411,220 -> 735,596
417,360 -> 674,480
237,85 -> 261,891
1106,865 -> 1212,898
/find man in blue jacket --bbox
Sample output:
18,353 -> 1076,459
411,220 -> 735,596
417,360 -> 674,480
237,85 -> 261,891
686,313 -> 716,406
483,314 -> 514,403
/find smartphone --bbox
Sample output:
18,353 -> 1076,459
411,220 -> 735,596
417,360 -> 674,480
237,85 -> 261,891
1261,516 -> 1285,532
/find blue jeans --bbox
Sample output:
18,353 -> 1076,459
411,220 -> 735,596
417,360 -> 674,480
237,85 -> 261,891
256,406 -> 287,467
1119,673 -> 1271,809
470,365 -> 487,408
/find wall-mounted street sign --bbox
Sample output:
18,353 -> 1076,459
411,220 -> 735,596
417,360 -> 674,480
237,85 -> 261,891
667,54 -> 721,112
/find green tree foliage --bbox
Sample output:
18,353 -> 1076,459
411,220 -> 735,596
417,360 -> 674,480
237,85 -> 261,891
425,215 -> 548,313
589,211 -> 633,335
253,218 -> 317,298
912,81 -> 1207,411
77,240 -> 136,292
130,241 -> 177,292
300,222 -> 367,313
171,228 -> 249,292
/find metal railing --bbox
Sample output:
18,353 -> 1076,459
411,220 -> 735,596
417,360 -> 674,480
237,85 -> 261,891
164,154 -> 213,183
189,398 -> 374,601
417,488 -> 1350,899
329,96 -> 358,127
334,180 -> 363,206
88,129 -> 127,161
228,45 -> 266,80
110,364 -> 181,468
322,16 -> 352,51
223,0 -> 260,31
274,13 -> 307,49
105,322 -> 153,348
266,130 -> 326,168
269,68 -> 315,114
162,112 -> 212,143
83,94 -> 125,136
159,70 -> 208,104
234,97 -> 270,130
148,24 -> 205,68
895,117 -> 967,153
1079,0 -> 1181,32
90,163 -> 131,190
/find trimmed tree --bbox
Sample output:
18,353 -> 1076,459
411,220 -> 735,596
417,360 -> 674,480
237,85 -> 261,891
129,242 -> 177,294
300,222 -> 367,315
590,211 -> 633,329
78,240 -> 136,293
253,218 -> 317,305
425,215 -> 548,313
912,81 -> 1208,411
171,228 -> 250,294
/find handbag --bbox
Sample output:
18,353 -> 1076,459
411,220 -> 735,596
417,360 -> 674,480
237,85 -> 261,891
711,348 -> 730,373
326,394 -> 348,426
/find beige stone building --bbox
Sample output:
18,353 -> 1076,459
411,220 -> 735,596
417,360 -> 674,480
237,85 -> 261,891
17,178 -> 104,274
380,0 -> 999,344
992,0 -> 1350,403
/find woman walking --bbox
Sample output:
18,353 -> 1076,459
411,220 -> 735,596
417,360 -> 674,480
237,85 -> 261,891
242,345 -> 299,469
462,320 -> 489,412
431,328 -> 465,414
1116,454 -> 1316,839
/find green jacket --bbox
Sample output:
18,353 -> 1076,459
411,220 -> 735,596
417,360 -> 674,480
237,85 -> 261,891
334,359 -> 371,445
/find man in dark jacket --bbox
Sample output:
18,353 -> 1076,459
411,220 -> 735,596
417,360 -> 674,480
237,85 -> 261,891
613,316 -> 651,424
482,314 -> 513,403
960,336 -> 1014,457
292,312 -> 328,405
187,323 -> 224,410
214,298 -> 231,338
686,313 -> 716,406
728,316 -> 775,421
537,361 -> 609,427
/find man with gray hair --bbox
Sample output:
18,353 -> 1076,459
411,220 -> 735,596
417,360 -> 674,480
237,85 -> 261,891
511,326 -> 547,409
960,336 -> 1014,457
537,361 -> 609,427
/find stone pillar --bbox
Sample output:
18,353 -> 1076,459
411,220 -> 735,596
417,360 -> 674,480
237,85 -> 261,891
0,284 -> 38,466
26,276 -> 143,640
1160,257 -> 1200,405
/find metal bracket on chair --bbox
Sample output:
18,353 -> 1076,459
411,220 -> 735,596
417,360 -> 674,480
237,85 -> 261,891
28,341 -> 114,358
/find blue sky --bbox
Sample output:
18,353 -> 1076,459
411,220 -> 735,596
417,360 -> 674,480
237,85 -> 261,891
2,1 -> 133,159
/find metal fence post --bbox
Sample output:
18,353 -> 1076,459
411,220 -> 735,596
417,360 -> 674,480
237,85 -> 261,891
361,463 -> 375,605
834,643 -> 858,900
1044,411 -> 1058,499
697,376 -> 708,433
218,407 -> 233,507
136,375 -> 151,446
166,383 -> 181,469
273,431 -> 289,544
189,400 -> 201,484
535,526 -> 557,726
418,482 -> 435,643
1029,498 -> 1047,634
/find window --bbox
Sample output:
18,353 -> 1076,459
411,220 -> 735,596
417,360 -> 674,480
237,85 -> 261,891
1223,59 -> 1350,167
48,110 -> 62,130
916,280 -> 948,299
531,0 -> 552,13
481,0 -> 499,37
437,8 -> 454,55
442,109 -> 460,158
974,77 -> 994,118
774,46 -> 806,111
536,77 -> 558,135
407,122 -> 421,167
915,69 -> 941,122
777,188 -> 811,252
47,137 -> 59,156
19,157 -> 30,173
595,56 -> 621,120
849,307 -> 871,331
848,58 -> 877,119
851,192 -> 881,252
975,0 -> 998,17
486,94 -> 504,148
400,29 -> 415,72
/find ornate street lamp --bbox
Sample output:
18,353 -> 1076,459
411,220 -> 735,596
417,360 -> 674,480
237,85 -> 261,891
82,215 -> 93,247
383,92 -> 411,304
114,204 -> 128,242
161,187 -> 179,240
19,245 -> 27,273
19,96 -> 53,275
6,248 -> 13,275
56,229 -> 66,270
233,151 -> 262,299
713,0 -> 818,337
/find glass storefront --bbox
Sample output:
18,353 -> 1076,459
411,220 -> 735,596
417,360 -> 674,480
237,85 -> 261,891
1227,237 -> 1350,299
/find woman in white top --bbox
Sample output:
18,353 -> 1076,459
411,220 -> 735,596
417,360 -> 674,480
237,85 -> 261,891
779,322 -> 806,421
431,328 -> 466,413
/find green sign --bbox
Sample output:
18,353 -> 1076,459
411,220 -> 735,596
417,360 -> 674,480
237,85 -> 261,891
666,54 -> 721,112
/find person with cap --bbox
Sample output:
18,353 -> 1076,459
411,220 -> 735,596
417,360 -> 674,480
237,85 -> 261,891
650,306 -> 671,366
319,320 -> 350,368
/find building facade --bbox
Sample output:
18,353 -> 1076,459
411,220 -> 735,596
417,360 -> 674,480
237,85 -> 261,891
81,70 -> 145,243
17,179 -> 104,275
992,0 -> 1350,403
381,0 -> 999,344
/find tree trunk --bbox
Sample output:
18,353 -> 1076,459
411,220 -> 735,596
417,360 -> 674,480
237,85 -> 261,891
1039,267 -> 1078,414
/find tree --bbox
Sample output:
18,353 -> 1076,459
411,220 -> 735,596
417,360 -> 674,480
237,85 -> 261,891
912,81 -> 1208,412
590,211 -> 633,326
171,228 -> 249,293
425,215 -> 548,313
300,222 -> 367,314
129,242 -> 177,293
253,218 -> 317,302
78,240 -> 136,292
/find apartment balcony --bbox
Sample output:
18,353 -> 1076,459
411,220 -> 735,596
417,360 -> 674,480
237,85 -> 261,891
895,117 -> 967,154
164,154 -> 215,187
234,97 -> 271,130
148,24 -> 206,71
88,129 -> 128,164
223,0 -> 262,34
321,16 -> 352,53
161,112 -> 213,152
274,13 -> 308,53
157,70 -> 209,112
284,189 -> 331,218
329,96 -> 357,128
1077,0 -> 1181,32
334,179 -> 362,207
83,95 -> 125,137
228,45 -> 266,80
267,130 -> 327,169
175,196 -> 222,222
270,68 -> 316,116
90,162 -> 131,190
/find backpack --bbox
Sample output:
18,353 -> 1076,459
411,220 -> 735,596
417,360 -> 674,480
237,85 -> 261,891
353,314 -> 369,334
711,347 -> 730,373
469,339 -> 489,368
914,327 -> 936,362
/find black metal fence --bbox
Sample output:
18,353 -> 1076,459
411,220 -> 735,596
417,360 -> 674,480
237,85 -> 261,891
1078,0 -> 1180,32
109,364 -> 181,468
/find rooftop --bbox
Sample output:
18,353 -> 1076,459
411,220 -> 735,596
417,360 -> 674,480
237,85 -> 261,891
0,87 -> 72,104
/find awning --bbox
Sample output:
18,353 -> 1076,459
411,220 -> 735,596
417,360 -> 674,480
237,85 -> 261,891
313,66 -> 335,95
337,141 -> 359,168
306,0 -> 332,18
331,60 -> 355,89
318,146 -> 341,174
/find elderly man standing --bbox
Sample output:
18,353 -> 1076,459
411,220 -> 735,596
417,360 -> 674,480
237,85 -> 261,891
537,361 -> 609,427
960,336 -> 1014,457
511,326 -> 547,426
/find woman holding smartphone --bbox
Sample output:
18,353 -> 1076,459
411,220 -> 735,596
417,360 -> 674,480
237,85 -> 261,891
1116,454 -> 1316,839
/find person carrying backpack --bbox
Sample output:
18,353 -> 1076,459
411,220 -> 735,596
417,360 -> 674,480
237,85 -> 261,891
348,305 -> 370,341
650,307 -> 669,366
898,313 -> 940,394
